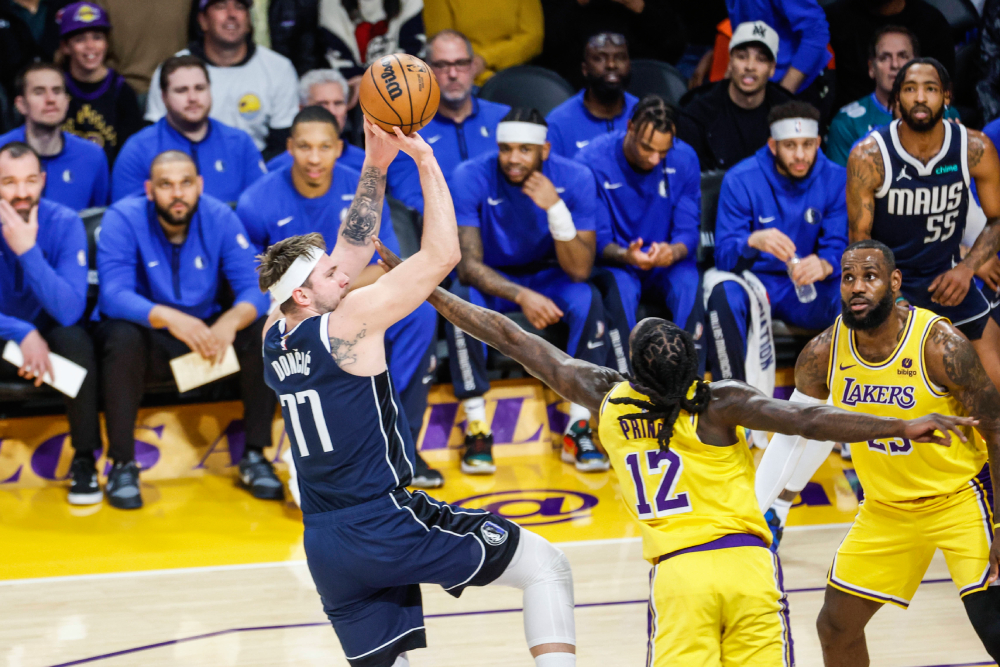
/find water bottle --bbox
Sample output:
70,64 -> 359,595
787,254 -> 817,303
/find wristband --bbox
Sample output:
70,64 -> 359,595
546,199 -> 577,242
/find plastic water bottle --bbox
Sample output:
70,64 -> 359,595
787,254 -> 817,303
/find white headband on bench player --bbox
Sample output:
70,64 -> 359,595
496,121 -> 548,145
770,118 -> 819,141
269,246 -> 324,304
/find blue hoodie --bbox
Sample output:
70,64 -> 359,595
715,144 -> 847,277
0,127 -> 109,211
546,90 -> 639,159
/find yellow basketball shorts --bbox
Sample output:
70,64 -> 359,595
647,535 -> 792,667
828,466 -> 995,609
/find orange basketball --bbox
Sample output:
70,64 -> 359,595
359,54 -> 440,135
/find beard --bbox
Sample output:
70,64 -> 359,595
775,153 -> 816,181
900,102 -> 946,133
154,198 -> 199,228
7,196 -> 38,221
585,71 -> 631,105
841,289 -> 896,331
500,155 -> 543,186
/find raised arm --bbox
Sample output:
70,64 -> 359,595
846,136 -> 885,243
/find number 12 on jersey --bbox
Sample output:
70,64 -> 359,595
624,449 -> 693,519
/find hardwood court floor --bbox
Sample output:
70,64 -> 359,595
1,451 -> 994,667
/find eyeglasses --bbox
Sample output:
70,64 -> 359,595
587,33 -> 627,49
429,58 -> 473,72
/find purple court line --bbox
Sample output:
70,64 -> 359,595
44,579 -> 968,667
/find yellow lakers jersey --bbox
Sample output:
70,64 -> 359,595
598,381 -> 771,564
829,306 -> 986,504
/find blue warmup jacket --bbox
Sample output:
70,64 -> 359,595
715,145 -> 847,277
726,0 -> 831,91
576,130 -> 700,260
97,194 -> 268,324
0,200 -> 87,342
112,118 -> 267,203
387,98 -> 510,212
452,152 -> 597,270
236,163 -> 398,257
546,90 -> 638,158
266,142 -> 365,174
0,127 -> 109,211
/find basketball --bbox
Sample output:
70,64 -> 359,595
359,54 -> 440,135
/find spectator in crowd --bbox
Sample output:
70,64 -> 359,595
2,0 -> 72,62
237,107 -> 443,488
96,150 -> 278,510
706,101 -> 846,383
0,142 -> 101,506
977,0 -> 1000,124
0,63 -> 109,211
826,0 -> 954,110
268,0 -> 324,76
266,69 -> 364,173
113,55 -> 266,203
0,5 -> 39,116
825,25 -> 960,167
57,2 -> 143,165
578,96 -> 701,375
147,0 -> 299,156
92,0 -> 192,95
386,29 -> 509,212
447,108 -> 609,474
677,21 -> 792,172
424,0 -> 543,85
545,32 -> 639,159
725,0 -> 831,96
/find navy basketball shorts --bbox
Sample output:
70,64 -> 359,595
302,488 -> 521,667
900,274 -> 992,340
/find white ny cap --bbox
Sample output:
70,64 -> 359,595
729,21 -> 779,61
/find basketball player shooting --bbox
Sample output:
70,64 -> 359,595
374,239 -> 974,666
256,118 -> 577,667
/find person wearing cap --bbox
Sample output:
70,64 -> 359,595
112,54 -> 267,203
447,107 -> 610,476
0,62 -> 109,211
96,150 -> 278,510
677,21 -> 793,172
705,101 -> 846,387
545,32 -> 639,160
57,1 -> 143,165
146,0 -> 299,156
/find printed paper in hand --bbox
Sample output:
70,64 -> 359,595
169,346 -> 240,393
2,340 -> 88,398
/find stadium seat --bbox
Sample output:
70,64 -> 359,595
953,41 -> 982,126
924,0 -> 980,45
697,170 -> 726,265
627,60 -> 689,107
388,196 -> 421,258
478,66 -> 575,117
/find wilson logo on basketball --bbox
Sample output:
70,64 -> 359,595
379,58 -> 404,101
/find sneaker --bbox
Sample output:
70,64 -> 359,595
765,508 -> 784,553
106,461 -> 143,510
562,420 -> 610,472
461,420 -> 496,475
239,450 -> 285,500
411,452 -> 444,488
68,455 -> 102,506
840,442 -> 852,461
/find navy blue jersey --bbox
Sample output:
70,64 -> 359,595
263,314 -> 414,513
871,119 -> 970,279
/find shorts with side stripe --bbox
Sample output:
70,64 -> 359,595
828,464 -> 995,609
900,274 -> 991,340
302,488 -> 520,667
647,535 -> 793,667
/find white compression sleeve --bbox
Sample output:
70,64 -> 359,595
391,652 -> 409,667
493,528 -> 576,649
786,438 -> 836,493
754,389 -> 824,511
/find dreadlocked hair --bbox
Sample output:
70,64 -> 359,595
609,319 -> 711,452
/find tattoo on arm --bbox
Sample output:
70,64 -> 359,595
846,140 -> 884,242
341,167 -> 386,246
962,220 -> 1000,272
329,328 -> 366,367
457,227 -> 522,302
793,327 -> 834,399
969,134 -> 987,169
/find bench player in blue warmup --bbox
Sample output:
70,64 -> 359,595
256,121 -> 577,667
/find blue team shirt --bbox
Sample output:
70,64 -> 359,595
0,127 -> 109,211
452,152 -> 597,270
0,200 -> 88,342
546,90 -> 639,158
387,97 -> 510,212
266,142 -> 366,174
575,130 -> 701,259
715,145 -> 847,277
236,163 -> 399,258
112,118 -> 267,203
97,194 -> 268,324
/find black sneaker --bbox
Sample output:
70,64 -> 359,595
561,420 -> 610,472
461,421 -> 496,475
239,450 -> 285,500
410,451 -> 444,489
106,461 -> 143,510
68,455 -> 102,506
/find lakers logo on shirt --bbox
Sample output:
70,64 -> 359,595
238,93 -> 262,120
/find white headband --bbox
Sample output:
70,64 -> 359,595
269,246 -> 324,304
770,118 -> 819,141
496,121 -> 547,146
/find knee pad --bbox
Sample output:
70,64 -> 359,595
964,588 -> 1000,661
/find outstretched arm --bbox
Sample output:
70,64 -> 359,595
846,136 -> 885,243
